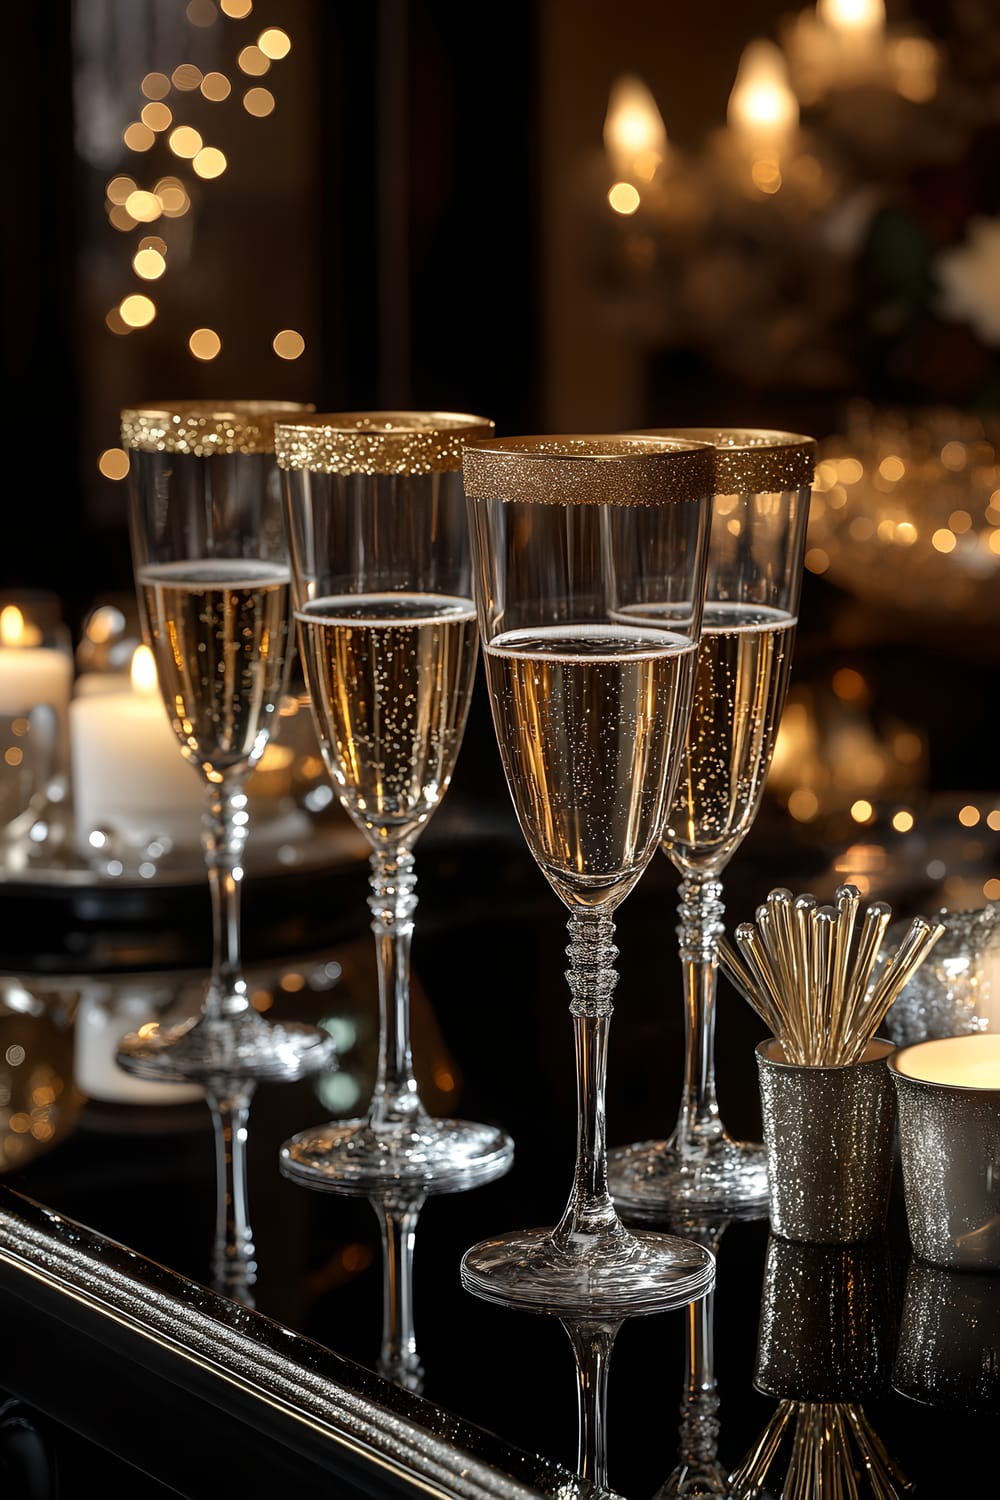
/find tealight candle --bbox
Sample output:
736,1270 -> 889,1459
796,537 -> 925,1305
69,645 -> 203,853
0,604 -> 74,720
890,1034 -> 1000,1270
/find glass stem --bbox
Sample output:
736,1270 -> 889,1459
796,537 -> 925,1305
202,776 -> 250,1022
368,846 -> 425,1130
671,873 -> 726,1152
207,1080 -> 257,1304
563,1317 -> 622,1495
554,911 -> 626,1250
373,1191 -> 426,1393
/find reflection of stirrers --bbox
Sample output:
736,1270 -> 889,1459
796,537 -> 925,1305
718,884 -> 945,1067
728,1401 -> 915,1499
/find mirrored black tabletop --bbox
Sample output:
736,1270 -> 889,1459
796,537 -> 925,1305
2,762 -> 998,1498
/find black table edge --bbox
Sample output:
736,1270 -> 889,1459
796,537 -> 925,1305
0,1183 -> 582,1500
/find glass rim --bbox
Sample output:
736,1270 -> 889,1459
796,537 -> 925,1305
631,427 -> 816,492
120,400 -> 315,456
274,410 -> 495,475
461,433 -> 715,506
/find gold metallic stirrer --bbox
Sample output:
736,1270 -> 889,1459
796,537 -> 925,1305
719,884 -> 945,1066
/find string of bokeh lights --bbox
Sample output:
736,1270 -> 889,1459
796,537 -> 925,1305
99,0 -> 301,485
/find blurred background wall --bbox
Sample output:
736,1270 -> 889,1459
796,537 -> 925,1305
2,0 -> 999,905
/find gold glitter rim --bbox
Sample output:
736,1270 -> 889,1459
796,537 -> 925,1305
461,434 -> 715,506
121,401 -> 315,456
633,428 -> 816,492
274,411 -> 496,474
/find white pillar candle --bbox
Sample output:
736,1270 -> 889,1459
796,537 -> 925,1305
69,645 -> 204,852
0,605 -> 74,719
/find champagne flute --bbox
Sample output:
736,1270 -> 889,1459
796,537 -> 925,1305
608,429 -> 814,1213
459,434 -> 718,1314
275,412 -> 514,1189
115,401 -> 335,1087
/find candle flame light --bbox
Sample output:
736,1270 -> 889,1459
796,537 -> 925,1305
603,74 -> 668,183
817,0 -> 885,39
0,606 -> 42,647
727,40 -> 799,164
130,644 -> 159,697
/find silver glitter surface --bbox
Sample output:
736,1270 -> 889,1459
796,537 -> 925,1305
883,901 -> 1000,1046
893,1257 -> 1000,1415
756,1039 -> 896,1244
890,1066 -> 1000,1270
0,1190 -> 583,1499
754,1235 -> 895,1401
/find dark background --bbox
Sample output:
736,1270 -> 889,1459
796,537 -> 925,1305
2,0 -> 998,819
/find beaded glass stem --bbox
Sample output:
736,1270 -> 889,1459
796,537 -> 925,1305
459,435 -> 718,1314
608,429 -> 814,1214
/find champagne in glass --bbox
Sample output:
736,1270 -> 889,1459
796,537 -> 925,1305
276,412 -> 514,1191
608,429 -> 814,1213
459,435 -> 718,1315
115,401 -> 336,1300
116,401 -> 334,1081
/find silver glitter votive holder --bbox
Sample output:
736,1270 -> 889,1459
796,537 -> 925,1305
756,1037 -> 896,1244
888,1034 -> 1000,1271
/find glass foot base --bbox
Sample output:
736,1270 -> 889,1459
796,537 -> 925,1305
607,1136 -> 770,1217
115,1013 -> 335,1087
279,1117 -> 514,1195
461,1226 -> 715,1317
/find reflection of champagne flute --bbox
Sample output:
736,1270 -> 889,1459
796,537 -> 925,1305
654,1212 -> 747,1500
609,430 -> 814,1213
276,412 -> 513,1190
459,434 -> 717,1315
362,1151 -> 512,1393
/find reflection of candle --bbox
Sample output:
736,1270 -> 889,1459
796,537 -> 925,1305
74,986 -> 203,1103
69,645 -> 203,851
727,40 -> 799,157
0,605 -> 73,718
893,1033 -> 1000,1088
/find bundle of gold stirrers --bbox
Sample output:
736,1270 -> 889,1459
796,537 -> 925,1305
717,884 -> 945,1067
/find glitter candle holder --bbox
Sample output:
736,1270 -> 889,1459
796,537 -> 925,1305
889,1033 -> 1000,1271
755,1037 -> 896,1243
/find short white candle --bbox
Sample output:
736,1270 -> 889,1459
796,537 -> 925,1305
0,605 -> 74,720
69,645 -> 203,852
893,1032 -> 1000,1089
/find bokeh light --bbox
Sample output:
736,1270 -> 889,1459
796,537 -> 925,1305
189,328 -> 222,360
273,329 -> 305,360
